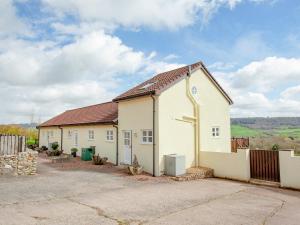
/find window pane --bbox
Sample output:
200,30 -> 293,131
143,131 -> 147,136
143,137 -> 147,142
148,130 -> 153,137
148,137 -> 153,143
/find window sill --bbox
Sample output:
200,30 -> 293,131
141,142 -> 153,145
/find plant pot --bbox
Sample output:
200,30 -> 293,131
71,152 -> 77,157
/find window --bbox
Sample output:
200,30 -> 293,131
106,130 -> 114,141
68,130 -> 72,138
88,130 -> 94,140
212,127 -> 220,137
142,130 -> 153,144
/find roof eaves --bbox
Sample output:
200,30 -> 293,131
113,90 -> 155,102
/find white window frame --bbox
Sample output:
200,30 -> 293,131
141,129 -> 153,144
212,126 -> 220,138
88,130 -> 95,140
68,130 -> 72,139
106,130 -> 114,142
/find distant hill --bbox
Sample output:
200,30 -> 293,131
231,117 -> 300,130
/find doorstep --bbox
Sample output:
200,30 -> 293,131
250,178 -> 280,188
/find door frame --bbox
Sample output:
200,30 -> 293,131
123,130 -> 132,164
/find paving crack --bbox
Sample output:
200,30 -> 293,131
67,197 -> 144,225
262,199 -> 286,225
144,188 -> 247,224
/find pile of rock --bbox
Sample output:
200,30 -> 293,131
172,167 -> 214,181
0,150 -> 38,176
17,151 -> 38,175
0,155 -> 18,175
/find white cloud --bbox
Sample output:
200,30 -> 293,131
42,0 -> 247,31
0,30 -> 183,123
213,57 -> 300,117
0,0 -> 30,37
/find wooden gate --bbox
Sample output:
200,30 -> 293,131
250,150 -> 280,182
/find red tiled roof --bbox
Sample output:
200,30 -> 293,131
38,102 -> 118,127
113,61 -> 233,104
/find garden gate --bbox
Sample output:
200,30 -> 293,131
250,150 -> 280,182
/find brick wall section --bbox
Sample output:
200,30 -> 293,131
0,151 -> 38,176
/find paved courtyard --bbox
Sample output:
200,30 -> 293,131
1,158 -> 300,225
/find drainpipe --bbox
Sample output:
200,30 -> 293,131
151,95 -> 156,177
186,66 -> 200,167
113,124 -> 119,166
37,128 -> 40,147
59,126 -> 63,151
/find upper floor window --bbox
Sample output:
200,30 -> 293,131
88,130 -> 95,140
212,127 -> 220,137
106,130 -> 114,141
142,130 -> 153,144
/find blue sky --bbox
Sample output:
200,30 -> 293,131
0,0 -> 300,123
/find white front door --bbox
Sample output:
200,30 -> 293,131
123,131 -> 132,164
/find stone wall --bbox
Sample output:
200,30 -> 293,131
0,151 -> 38,176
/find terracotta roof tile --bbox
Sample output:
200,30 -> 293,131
38,102 -> 117,127
113,61 -> 233,104
113,62 -> 202,101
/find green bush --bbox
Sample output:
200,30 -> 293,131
51,142 -> 59,150
71,148 -> 78,153
272,144 -> 279,151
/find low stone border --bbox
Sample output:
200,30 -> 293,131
0,150 -> 38,176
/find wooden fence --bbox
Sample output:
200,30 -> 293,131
0,134 -> 26,155
231,137 -> 250,153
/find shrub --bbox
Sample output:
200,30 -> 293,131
272,144 -> 279,151
71,148 -> 78,153
51,142 -> 59,150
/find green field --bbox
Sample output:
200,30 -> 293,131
231,125 -> 300,139
273,127 -> 300,138
231,125 -> 264,137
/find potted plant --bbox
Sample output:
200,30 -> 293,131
71,148 -> 78,157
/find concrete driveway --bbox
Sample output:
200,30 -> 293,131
1,158 -> 300,225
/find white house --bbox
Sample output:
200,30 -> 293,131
38,61 -> 233,176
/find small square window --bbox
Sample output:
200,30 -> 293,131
106,130 -> 114,141
142,130 -> 153,144
88,130 -> 95,140
212,127 -> 220,137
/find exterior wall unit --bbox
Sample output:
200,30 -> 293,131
39,127 -> 61,149
199,149 -> 250,182
158,79 -> 195,175
190,69 -> 231,153
279,150 -> 300,189
117,96 -> 157,175
62,125 -> 117,164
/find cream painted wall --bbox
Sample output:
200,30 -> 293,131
62,125 -> 117,164
39,125 -> 117,164
190,69 -> 231,153
39,127 -> 61,149
157,68 -> 231,175
279,150 -> 300,189
117,96 -> 157,175
158,79 -> 195,175
200,149 -> 250,182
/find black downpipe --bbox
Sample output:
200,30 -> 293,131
59,126 -> 63,150
113,124 -> 119,166
151,95 -> 156,177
